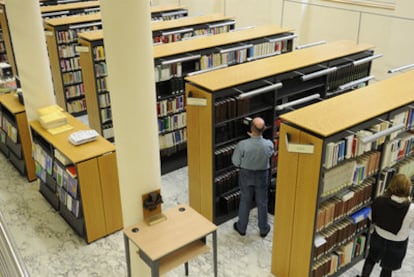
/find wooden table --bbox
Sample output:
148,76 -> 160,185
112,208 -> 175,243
123,204 -> 218,277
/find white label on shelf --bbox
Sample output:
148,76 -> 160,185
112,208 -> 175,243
187,97 -> 207,106
75,46 -> 90,53
285,134 -> 314,154
44,31 -> 53,37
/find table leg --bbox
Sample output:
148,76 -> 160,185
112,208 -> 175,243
185,262 -> 189,275
151,261 -> 160,277
213,231 -> 217,277
124,234 -> 131,277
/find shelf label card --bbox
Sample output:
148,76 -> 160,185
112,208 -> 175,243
44,31 -> 53,37
285,133 -> 314,154
75,46 -> 90,53
187,97 -> 207,106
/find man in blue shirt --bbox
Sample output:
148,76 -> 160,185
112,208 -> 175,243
232,117 -> 274,237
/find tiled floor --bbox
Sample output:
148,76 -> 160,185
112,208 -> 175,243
1,153 -> 413,276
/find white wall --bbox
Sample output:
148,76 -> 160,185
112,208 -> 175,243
156,0 -> 414,81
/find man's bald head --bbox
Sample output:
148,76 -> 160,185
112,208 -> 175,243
250,117 -> 265,136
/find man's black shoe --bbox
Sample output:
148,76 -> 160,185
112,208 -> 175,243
233,222 -> 246,236
260,224 -> 271,238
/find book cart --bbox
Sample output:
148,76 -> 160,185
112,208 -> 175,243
184,40 -> 376,224
272,69 -> 414,276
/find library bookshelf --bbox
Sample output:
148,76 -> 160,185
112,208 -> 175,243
30,112 -> 123,243
44,12 -> 236,117
0,92 -> 36,181
151,14 -> 235,44
272,69 -> 414,277
44,13 -> 102,116
40,0 -> 101,18
184,40 -> 376,224
40,1 -> 187,21
150,4 -> 188,21
0,2 -> 17,76
77,24 -> 296,173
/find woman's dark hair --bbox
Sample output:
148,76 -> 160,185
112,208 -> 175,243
384,173 -> 412,198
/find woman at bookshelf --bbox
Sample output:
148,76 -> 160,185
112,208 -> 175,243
231,117 -> 274,237
358,173 -> 414,277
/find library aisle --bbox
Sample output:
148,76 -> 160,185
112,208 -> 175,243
0,152 -> 413,276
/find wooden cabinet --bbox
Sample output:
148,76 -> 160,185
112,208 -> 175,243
0,93 -> 35,181
30,113 -> 122,243
184,40 -> 375,224
272,69 -> 414,276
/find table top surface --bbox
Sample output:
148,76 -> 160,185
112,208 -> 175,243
124,204 -> 217,261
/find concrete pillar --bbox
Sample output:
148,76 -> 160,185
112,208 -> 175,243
100,1 -> 161,276
4,0 -> 55,122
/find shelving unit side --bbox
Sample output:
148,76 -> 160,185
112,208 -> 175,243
185,82 -> 213,221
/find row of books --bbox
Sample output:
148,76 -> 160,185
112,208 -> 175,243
102,124 -> 114,140
313,217 -> 367,262
100,107 -> 112,124
391,109 -> 414,136
327,61 -> 370,92
56,25 -> 101,45
376,168 -> 396,197
214,143 -> 236,171
215,168 -> 239,195
154,63 -> 184,82
316,178 -> 374,232
156,78 -> 185,97
157,112 -> 186,134
151,13 -> 186,21
60,56 -> 80,72
58,186 -> 81,218
396,156 -> 414,180
94,62 -> 107,78
153,30 -> 193,44
324,127 -> 385,170
322,151 -> 380,197
65,83 -> 85,99
215,96 -> 250,123
312,234 -> 367,277
66,98 -> 86,114
215,120 -> 247,145
153,25 -> 232,44
93,45 -> 105,61
159,127 -> 186,150
98,91 -> 111,108
156,94 -> 185,117
58,45 -> 78,59
322,160 -> 356,197
219,189 -> 240,215
56,29 -> 79,44
96,77 -> 108,92
62,70 -> 82,86
381,131 -> 414,170
353,151 -> 381,185
0,113 -> 17,144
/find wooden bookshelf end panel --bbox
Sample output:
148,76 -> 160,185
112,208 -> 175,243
98,152 -> 123,233
77,158 -> 107,243
271,123 -> 301,277
186,83 -> 213,221
290,130 -> 324,277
